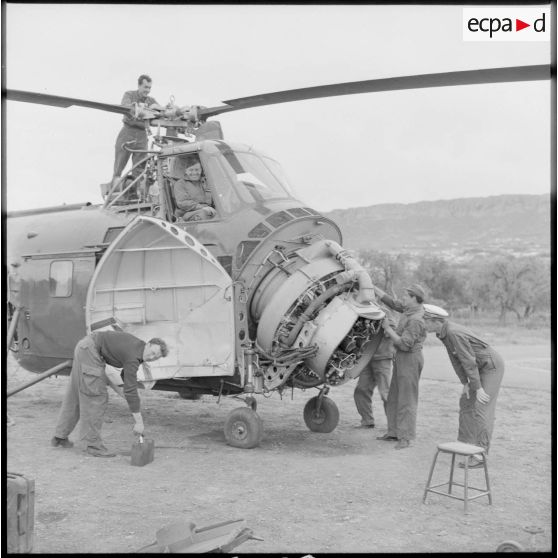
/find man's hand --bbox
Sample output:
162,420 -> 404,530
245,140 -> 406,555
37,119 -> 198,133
462,383 -> 470,399
476,387 -> 490,404
132,412 -> 144,435
373,285 -> 386,299
381,320 -> 394,335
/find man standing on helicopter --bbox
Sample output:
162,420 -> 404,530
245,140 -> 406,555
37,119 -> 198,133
51,331 -> 168,457
110,74 -> 165,192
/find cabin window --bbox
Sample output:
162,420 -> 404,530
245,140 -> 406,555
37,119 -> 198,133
49,260 -> 73,297
103,227 -> 125,244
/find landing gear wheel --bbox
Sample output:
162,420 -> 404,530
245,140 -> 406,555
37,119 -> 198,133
245,396 -> 257,411
496,541 -> 525,552
224,407 -> 263,449
303,395 -> 339,433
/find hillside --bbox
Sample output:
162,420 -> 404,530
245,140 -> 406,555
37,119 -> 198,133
324,194 -> 551,258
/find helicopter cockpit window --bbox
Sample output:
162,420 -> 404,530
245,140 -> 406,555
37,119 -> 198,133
168,155 -> 217,222
49,260 -> 73,297
221,151 -> 293,205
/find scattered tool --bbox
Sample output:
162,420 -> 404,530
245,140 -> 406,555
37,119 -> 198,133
136,518 -> 262,553
130,434 -> 155,467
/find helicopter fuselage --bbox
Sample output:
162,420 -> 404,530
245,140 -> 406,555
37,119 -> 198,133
7,135 -> 386,450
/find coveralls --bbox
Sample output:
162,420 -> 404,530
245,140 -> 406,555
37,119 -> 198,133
380,295 -> 426,442
113,90 -> 159,179
353,328 -> 395,426
54,331 -> 146,452
173,178 -> 214,221
437,321 -> 505,452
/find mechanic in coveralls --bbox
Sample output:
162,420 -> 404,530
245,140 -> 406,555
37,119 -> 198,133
51,331 -> 168,457
423,306 -> 505,468
110,74 -> 165,191
373,284 -> 427,449
353,306 -> 396,428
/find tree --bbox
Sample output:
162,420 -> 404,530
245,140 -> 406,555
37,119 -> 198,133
359,249 -> 410,295
413,255 -> 467,309
470,256 -> 550,323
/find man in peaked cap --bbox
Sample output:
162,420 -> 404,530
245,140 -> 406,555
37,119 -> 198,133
423,304 -> 505,468
373,284 -> 427,449
353,305 -> 396,429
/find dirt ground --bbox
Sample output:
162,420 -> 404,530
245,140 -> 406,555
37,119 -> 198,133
6,333 -> 552,554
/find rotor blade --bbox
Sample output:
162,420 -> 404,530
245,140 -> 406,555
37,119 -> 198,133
5,89 -> 130,115
200,64 -> 551,119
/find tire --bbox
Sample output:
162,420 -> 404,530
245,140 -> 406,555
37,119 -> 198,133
303,395 -> 339,433
224,407 -> 263,449
496,541 -> 525,552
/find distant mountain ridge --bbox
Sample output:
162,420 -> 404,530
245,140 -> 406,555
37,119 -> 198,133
323,194 -> 550,258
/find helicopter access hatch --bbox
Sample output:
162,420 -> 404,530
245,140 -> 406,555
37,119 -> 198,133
85,216 -> 235,383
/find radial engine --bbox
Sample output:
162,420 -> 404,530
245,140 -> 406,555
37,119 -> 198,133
248,238 -> 385,393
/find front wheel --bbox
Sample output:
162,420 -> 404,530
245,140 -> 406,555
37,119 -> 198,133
303,395 -> 339,433
224,407 -> 263,449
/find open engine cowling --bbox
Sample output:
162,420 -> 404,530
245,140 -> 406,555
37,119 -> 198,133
251,239 -> 385,389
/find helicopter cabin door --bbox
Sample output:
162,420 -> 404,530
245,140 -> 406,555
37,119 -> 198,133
85,216 -> 235,382
17,251 -> 96,368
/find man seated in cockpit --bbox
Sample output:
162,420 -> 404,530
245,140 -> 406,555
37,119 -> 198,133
173,158 -> 216,221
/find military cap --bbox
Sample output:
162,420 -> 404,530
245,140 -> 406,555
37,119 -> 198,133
405,283 -> 426,301
423,303 -> 449,319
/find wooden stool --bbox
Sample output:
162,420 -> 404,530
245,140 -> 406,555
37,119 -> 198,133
423,441 -> 492,513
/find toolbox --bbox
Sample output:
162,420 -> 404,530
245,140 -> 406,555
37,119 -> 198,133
7,472 -> 35,553
131,435 -> 155,466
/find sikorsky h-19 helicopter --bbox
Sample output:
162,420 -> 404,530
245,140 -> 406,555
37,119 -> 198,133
5,64 -> 550,448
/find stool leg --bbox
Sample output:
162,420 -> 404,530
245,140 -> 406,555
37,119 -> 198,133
482,454 -> 492,504
463,457 -> 470,514
448,452 -> 456,495
423,450 -> 440,503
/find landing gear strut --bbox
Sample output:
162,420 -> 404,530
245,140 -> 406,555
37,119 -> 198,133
303,386 -> 339,433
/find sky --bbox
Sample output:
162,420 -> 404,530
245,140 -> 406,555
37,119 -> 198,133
3,4 -> 552,212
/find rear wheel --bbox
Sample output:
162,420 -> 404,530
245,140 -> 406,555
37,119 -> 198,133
303,395 -> 339,433
224,407 -> 263,449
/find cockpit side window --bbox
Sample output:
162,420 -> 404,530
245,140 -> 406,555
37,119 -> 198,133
218,150 -> 293,204
205,155 -> 244,215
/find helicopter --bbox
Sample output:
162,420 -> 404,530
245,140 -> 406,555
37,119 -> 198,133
5,64 -> 550,448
